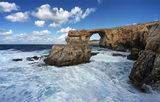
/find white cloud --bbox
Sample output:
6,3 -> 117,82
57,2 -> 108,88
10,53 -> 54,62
56,27 -> 75,42
0,2 -> 18,12
70,7 -> 95,23
5,12 -> 29,22
97,0 -> 102,4
32,30 -> 51,35
34,20 -> 45,27
0,29 -> 13,35
49,22 -> 61,28
0,33 -> 66,44
32,4 -> 69,25
58,33 -> 68,42
32,4 -> 95,28
56,26 -> 75,34
82,8 -> 95,19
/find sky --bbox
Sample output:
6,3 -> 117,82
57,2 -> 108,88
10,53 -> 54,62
0,0 -> 160,44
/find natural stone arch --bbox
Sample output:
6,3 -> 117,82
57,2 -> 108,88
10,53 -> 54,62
87,30 -> 107,47
66,29 -> 107,47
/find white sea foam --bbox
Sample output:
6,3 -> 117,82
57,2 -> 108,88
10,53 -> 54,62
0,48 -> 160,102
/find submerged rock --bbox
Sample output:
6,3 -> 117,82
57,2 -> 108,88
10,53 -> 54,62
44,44 -> 92,66
12,58 -> 23,61
112,53 -> 126,57
129,23 -> 160,91
91,52 -> 99,56
26,56 -> 39,61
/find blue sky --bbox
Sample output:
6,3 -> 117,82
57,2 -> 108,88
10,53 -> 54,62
0,0 -> 160,44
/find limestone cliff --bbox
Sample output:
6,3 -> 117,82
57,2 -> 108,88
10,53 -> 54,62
44,21 -> 160,91
66,21 -> 160,51
129,23 -> 160,91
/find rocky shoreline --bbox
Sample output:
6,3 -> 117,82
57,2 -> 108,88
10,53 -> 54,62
43,21 -> 160,92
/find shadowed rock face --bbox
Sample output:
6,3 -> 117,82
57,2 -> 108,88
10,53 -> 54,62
129,23 -> 160,91
66,21 -> 160,51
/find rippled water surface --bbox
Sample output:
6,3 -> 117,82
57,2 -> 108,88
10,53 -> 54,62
0,45 -> 159,102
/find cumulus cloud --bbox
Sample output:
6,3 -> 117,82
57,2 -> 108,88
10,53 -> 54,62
32,4 -> 69,25
5,12 -> 29,22
56,26 -> 75,34
34,20 -> 45,27
0,29 -> 13,35
32,30 -> 51,35
0,2 -> 18,12
32,4 -> 95,28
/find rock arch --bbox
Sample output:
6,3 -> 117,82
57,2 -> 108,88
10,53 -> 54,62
66,21 -> 159,51
45,21 -> 160,91
66,29 -> 107,46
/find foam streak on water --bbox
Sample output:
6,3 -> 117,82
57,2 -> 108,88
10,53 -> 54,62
0,47 -> 160,102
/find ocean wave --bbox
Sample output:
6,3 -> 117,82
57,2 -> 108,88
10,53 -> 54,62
0,47 -> 159,102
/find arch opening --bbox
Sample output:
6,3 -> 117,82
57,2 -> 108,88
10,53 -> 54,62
88,31 -> 106,47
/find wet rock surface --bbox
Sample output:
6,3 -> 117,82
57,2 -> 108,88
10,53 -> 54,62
12,55 -> 47,62
12,58 -> 23,61
91,52 -> 99,56
26,56 -> 39,61
112,53 -> 126,57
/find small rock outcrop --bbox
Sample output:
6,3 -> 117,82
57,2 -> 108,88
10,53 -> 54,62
44,44 -> 92,66
129,23 -> 160,91
112,53 -> 126,57
26,56 -> 39,61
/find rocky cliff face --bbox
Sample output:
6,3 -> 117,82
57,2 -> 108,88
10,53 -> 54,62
44,21 -> 160,91
66,21 -> 160,51
129,23 -> 160,91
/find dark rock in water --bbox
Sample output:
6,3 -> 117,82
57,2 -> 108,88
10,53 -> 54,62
127,48 -> 140,60
26,57 -> 34,61
91,52 -> 99,56
112,53 -> 126,57
129,23 -> 160,91
44,44 -> 92,66
129,51 -> 156,86
26,56 -> 40,61
32,56 -> 39,60
12,58 -> 23,61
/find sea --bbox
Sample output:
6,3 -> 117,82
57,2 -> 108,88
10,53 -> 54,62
0,44 -> 159,102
